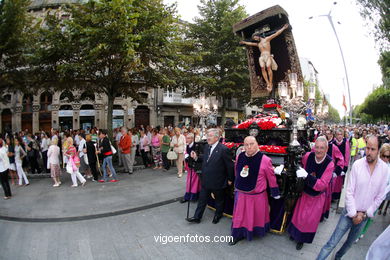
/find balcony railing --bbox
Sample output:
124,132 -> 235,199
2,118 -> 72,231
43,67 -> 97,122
163,93 -> 193,105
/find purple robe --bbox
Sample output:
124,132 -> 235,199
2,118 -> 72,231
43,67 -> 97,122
184,144 -> 201,201
231,151 -> 280,240
321,143 -> 344,219
288,152 -> 334,243
332,138 -> 350,200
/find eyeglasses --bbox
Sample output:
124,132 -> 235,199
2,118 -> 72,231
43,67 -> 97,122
383,155 -> 390,159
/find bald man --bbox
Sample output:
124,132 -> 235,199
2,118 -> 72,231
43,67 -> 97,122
288,136 -> 334,250
229,136 -> 280,245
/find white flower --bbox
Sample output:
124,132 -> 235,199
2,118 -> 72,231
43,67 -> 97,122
297,117 -> 307,129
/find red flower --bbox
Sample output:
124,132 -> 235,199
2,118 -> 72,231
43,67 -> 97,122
263,104 -> 282,109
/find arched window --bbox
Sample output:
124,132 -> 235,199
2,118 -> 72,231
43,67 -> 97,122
80,92 -> 95,102
2,94 -> 11,103
59,90 -> 74,102
40,91 -> 52,111
22,94 -> 33,113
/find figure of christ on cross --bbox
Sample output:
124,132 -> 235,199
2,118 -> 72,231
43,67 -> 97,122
240,24 -> 289,93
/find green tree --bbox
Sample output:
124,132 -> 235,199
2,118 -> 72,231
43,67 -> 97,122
31,0 -> 185,136
359,86 -> 390,121
0,0 -> 32,97
187,0 -> 249,126
378,51 -> 390,88
327,104 -> 340,123
356,0 -> 390,51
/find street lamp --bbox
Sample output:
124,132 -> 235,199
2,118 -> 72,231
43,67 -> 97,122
193,96 -> 218,138
309,1 -> 352,125
278,71 -> 315,146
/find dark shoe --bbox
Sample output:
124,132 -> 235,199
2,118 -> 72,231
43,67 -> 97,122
296,242 -> 304,250
186,217 -> 200,223
180,198 -> 188,203
128,172 -> 133,175
212,215 -> 222,224
228,237 -> 243,246
289,236 -> 294,241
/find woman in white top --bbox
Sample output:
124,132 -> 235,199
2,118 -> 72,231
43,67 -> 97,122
14,137 -> 29,186
139,130 -> 151,168
5,136 -> 17,185
48,138 -> 61,187
129,128 -> 139,174
171,127 -> 186,178
0,138 -> 12,199
41,132 -> 50,173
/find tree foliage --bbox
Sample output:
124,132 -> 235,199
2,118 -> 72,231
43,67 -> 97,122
187,0 -> 249,126
359,86 -> 390,120
0,0 -> 32,96
356,0 -> 390,51
31,0 -> 185,135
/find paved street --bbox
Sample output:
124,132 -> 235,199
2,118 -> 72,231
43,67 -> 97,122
0,167 -> 388,260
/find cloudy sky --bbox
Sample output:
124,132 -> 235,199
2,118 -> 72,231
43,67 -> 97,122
164,0 -> 383,116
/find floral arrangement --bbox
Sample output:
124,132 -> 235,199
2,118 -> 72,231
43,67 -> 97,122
263,104 -> 282,109
222,142 -> 287,154
235,116 -> 283,130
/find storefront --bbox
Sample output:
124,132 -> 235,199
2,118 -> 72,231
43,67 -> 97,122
80,105 -> 95,130
58,108 -> 73,131
112,109 -> 124,129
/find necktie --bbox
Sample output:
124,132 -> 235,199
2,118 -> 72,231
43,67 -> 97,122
207,145 -> 212,161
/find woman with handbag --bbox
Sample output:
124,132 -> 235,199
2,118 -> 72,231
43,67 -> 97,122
48,138 -> 61,187
0,138 -> 12,199
139,130 -> 151,168
161,128 -> 171,171
129,128 -> 139,174
98,130 -> 118,183
171,127 -> 186,178
5,136 -> 18,185
14,137 -> 29,186
64,137 -> 86,187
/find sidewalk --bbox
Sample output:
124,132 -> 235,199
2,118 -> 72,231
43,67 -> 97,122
0,167 -> 389,259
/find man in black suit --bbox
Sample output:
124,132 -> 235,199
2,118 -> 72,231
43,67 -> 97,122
187,128 -> 234,224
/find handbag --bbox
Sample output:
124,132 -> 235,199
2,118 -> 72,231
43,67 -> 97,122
109,141 -> 117,154
66,162 -> 73,174
167,148 -> 178,160
84,154 -> 89,165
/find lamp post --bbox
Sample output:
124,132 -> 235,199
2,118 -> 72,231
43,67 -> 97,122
278,72 -> 316,146
309,1 -> 352,125
193,96 -> 218,138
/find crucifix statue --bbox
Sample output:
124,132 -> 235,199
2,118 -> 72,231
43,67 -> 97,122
240,24 -> 289,93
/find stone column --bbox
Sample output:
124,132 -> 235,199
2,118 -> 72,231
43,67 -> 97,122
13,106 -> 23,132
94,104 -> 103,129
73,104 -> 81,130
51,104 -> 60,130
32,104 -> 40,133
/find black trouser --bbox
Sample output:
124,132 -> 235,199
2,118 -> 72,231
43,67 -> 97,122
89,161 -> 99,181
29,151 -> 41,174
141,150 -> 150,167
161,152 -> 170,170
42,151 -> 50,173
0,170 -> 12,197
194,187 -> 225,220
